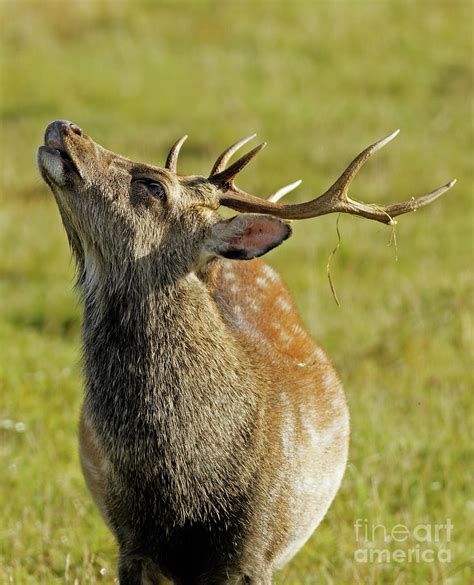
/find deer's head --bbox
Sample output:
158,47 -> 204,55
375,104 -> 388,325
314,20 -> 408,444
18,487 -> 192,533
37,121 -> 295,287
37,120 -> 454,287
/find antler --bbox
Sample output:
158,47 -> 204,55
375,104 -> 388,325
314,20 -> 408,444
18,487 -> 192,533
209,134 -> 257,176
209,141 -> 267,188
268,180 -> 302,203
209,130 -> 456,225
165,135 -> 188,172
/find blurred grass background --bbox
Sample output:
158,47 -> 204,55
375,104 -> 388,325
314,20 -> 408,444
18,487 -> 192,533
0,1 -> 472,583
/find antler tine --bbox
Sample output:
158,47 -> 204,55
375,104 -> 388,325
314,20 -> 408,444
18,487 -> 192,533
328,129 -> 400,196
268,180 -> 302,203
165,135 -> 188,173
214,130 -> 456,224
376,179 -> 456,220
209,134 -> 257,176
209,142 -> 267,189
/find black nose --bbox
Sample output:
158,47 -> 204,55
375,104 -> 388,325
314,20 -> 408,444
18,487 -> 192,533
44,120 -> 82,144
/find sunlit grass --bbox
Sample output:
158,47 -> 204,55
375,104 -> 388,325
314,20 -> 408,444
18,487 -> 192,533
0,1 -> 472,583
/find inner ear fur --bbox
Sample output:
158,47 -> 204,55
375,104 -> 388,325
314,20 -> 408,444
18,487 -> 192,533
206,214 -> 292,260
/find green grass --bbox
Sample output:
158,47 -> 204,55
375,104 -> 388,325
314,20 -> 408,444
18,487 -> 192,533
1,1 -> 473,583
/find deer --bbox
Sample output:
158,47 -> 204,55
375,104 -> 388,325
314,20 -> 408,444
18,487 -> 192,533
37,119 -> 455,585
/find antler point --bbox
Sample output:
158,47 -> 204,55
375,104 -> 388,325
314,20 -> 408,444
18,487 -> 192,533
373,129 -> 400,152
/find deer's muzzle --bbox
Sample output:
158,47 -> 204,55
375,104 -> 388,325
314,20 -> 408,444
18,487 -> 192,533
37,120 -> 83,184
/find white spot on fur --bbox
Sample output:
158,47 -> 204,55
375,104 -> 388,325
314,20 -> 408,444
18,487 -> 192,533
300,405 -> 347,451
262,264 -> 279,282
277,297 -> 292,312
312,346 -> 327,362
223,271 -> 235,281
298,404 -> 320,448
255,276 -> 267,289
279,330 -> 292,348
323,370 -> 338,391
280,391 -> 290,406
291,324 -> 305,337
246,298 -> 259,312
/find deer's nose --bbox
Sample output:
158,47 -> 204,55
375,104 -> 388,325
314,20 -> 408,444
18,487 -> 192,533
44,120 -> 82,145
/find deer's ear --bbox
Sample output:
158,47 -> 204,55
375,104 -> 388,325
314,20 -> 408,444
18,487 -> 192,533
205,214 -> 292,260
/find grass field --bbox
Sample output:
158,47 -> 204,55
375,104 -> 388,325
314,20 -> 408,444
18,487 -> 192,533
1,1 -> 473,583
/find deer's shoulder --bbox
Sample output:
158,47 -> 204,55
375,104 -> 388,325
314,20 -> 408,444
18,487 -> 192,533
207,259 -> 321,367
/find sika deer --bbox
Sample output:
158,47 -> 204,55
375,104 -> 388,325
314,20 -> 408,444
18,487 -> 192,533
37,120 -> 454,584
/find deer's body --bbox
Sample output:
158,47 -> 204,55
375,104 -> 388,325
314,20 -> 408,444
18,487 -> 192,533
37,120 -> 452,584
79,256 -> 348,583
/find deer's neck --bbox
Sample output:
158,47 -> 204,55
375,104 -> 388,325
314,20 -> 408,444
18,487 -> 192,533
81,270 -> 263,485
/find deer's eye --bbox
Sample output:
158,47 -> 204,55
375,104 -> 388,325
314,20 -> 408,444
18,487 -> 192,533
136,180 -> 166,202
146,181 -> 166,201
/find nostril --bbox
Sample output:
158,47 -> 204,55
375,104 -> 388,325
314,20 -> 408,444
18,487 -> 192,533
69,123 -> 82,136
